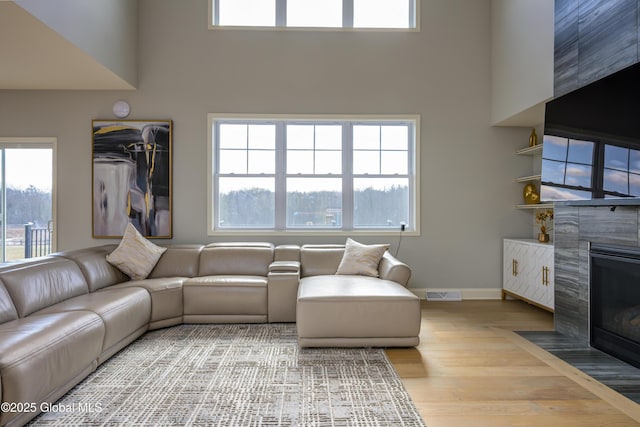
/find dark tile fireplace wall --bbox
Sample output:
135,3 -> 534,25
554,202 -> 640,342
554,0 -> 640,99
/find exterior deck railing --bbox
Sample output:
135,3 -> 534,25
24,223 -> 51,258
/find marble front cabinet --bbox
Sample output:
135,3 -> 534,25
502,239 -> 554,312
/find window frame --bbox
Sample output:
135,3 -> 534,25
207,114 -> 420,236
208,0 -> 419,31
0,137 -> 58,259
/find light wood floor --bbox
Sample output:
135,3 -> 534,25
386,300 -> 640,427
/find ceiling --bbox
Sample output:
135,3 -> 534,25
0,2 -> 133,90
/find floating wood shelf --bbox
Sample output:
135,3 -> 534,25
516,203 -> 554,210
516,145 -> 543,156
516,174 -> 542,183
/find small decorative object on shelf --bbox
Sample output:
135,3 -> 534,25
528,128 -> 538,147
522,183 -> 540,204
536,209 -> 554,243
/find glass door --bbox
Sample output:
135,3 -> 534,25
0,141 -> 55,263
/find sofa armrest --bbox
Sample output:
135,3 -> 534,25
269,261 -> 300,273
379,252 -> 412,287
267,262 -> 300,323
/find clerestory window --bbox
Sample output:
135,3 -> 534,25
207,115 -> 419,235
210,0 -> 417,29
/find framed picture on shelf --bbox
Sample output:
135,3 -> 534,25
92,120 -> 172,238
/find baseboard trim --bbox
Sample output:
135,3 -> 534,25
409,288 -> 502,301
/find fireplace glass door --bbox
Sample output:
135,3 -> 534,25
590,243 -> 640,368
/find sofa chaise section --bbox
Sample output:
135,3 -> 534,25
296,245 -> 420,347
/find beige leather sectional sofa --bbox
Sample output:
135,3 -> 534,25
0,242 -> 420,427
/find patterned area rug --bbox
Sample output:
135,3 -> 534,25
29,324 -> 425,426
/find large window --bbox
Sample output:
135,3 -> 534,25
210,0 -> 417,29
208,115 -> 418,235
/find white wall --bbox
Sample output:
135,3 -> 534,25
0,0 -> 534,295
491,0 -> 554,126
15,0 -> 137,87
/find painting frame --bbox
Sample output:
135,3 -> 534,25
92,120 -> 173,239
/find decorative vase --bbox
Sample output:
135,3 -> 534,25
538,223 -> 550,242
529,128 -> 538,147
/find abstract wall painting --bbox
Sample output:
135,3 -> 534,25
92,120 -> 172,238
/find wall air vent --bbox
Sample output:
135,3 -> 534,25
426,291 -> 462,301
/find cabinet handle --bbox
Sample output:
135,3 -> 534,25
542,266 -> 549,286
544,267 -> 549,286
512,259 -> 518,276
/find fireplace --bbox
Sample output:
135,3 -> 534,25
590,243 -> 640,368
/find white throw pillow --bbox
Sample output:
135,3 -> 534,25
335,238 -> 390,277
106,223 -> 167,280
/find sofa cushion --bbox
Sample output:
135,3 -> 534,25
35,287 -> 151,358
107,277 -> 185,326
106,223 -> 167,280
335,238 -> 389,277
148,245 -> 203,279
183,276 -> 267,316
53,245 -> 129,292
0,258 -> 89,318
300,244 -> 345,277
199,243 -> 274,276
297,275 -> 421,341
298,275 -> 416,302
